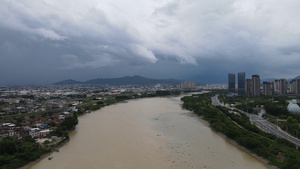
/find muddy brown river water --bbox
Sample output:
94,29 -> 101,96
31,95 -> 268,169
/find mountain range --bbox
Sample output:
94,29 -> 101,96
53,75 -> 184,86
53,75 -> 300,86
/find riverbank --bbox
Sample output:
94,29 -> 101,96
0,91 -> 198,169
182,92 -> 300,169
200,119 -> 277,169
217,133 -> 278,169
19,139 -> 70,169
187,112 -> 275,168
18,96 -> 141,169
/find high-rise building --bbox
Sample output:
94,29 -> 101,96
274,80 -> 280,94
296,78 -> 300,95
252,75 -> 260,96
238,72 -> 245,96
290,79 -> 296,94
291,78 -> 300,94
177,81 -> 196,89
245,79 -> 252,96
279,79 -> 287,95
263,82 -> 274,95
228,73 -> 235,93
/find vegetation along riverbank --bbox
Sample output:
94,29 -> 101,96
181,91 -> 300,169
0,89 -> 196,169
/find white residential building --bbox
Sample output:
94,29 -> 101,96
29,128 -> 40,138
40,129 -> 50,137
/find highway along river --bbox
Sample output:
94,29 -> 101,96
31,95 -> 267,169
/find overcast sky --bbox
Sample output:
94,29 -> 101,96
1,0 -> 300,85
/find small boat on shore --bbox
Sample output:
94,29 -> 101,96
48,156 -> 53,160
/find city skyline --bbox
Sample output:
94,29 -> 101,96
1,1 -> 300,85
228,72 -> 300,96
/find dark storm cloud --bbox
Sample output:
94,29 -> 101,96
1,0 -> 300,85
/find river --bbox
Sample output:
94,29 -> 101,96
31,94 -> 268,169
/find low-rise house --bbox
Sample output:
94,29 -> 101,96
2,123 -> 12,126
8,124 -> 16,128
8,130 -> 16,137
3,127 -> 27,139
0,112 -> 6,116
29,128 -> 40,138
58,115 -> 65,120
40,129 -> 50,138
35,123 -> 43,128
63,111 -> 70,115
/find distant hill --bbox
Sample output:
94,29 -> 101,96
287,75 -> 300,82
53,79 -> 83,85
53,75 -> 183,86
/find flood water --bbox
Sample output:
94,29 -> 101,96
31,95 -> 267,169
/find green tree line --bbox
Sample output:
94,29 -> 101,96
181,92 -> 300,169
0,136 -> 50,169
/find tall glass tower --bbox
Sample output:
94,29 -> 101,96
228,73 -> 235,93
238,72 -> 245,96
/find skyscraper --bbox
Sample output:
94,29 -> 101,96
245,79 -> 252,96
238,72 -> 245,96
296,78 -> 300,95
279,78 -> 287,95
274,80 -> 280,94
290,79 -> 296,94
252,75 -> 260,96
290,78 -> 300,95
228,73 -> 235,94
263,82 -> 274,95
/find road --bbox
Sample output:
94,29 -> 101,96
211,95 -> 221,106
211,95 -> 300,147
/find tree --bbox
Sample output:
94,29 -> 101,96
0,137 -> 17,155
156,90 -> 170,96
